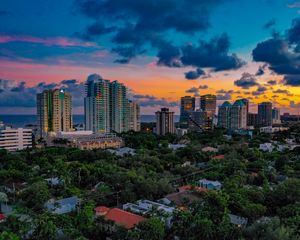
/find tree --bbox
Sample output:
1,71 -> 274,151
137,217 -> 165,240
0,231 -> 20,240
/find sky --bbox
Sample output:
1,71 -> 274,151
1,0 -> 300,115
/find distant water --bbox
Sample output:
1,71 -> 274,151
0,115 -> 179,128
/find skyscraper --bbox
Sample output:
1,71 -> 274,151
200,94 -> 217,115
272,107 -> 281,124
37,89 -> 72,138
155,108 -> 175,135
129,100 -> 141,132
230,100 -> 247,130
217,100 -> 247,130
84,74 -> 132,133
180,96 -> 195,128
84,74 -> 110,133
110,80 -> 129,133
258,102 -> 272,127
218,101 -> 231,129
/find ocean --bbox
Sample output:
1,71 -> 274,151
0,115 -> 180,128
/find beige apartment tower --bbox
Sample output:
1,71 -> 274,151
155,108 -> 175,135
37,89 -> 72,138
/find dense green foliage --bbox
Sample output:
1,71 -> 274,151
0,128 -> 299,239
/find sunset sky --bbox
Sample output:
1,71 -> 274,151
1,0 -> 300,115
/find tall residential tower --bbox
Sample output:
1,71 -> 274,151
37,89 -> 72,138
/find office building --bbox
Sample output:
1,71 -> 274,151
180,96 -> 195,128
84,74 -> 133,134
272,107 -> 281,124
218,100 -> 247,130
155,108 -> 175,135
189,110 -> 212,131
200,94 -> 217,115
37,89 -> 72,138
258,102 -> 272,127
0,127 -> 32,151
129,101 -> 141,132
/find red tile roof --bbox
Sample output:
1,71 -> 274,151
0,214 -> 6,221
95,206 -> 110,213
213,154 -> 225,160
95,207 -> 145,229
178,185 -> 209,193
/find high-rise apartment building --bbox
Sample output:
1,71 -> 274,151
85,74 -> 110,133
110,80 -> 129,133
258,102 -> 272,127
218,101 -> 232,129
37,89 -> 72,138
129,101 -> 141,131
188,110 -> 211,131
155,108 -> 175,135
84,74 -> 135,134
218,100 -> 247,130
272,107 -> 281,124
230,100 -> 247,130
0,127 -> 32,151
247,113 -> 258,127
200,94 -> 217,115
180,96 -> 195,128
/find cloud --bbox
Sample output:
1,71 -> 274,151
234,72 -> 258,89
75,0 -> 244,77
252,18 -> 300,86
267,80 -> 277,85
185,87 -> 200,97
185,68 -> 205,80
273,89 -> 293,96
199,85 -> 208,89
132,94 -> 178,107
0,78 -> 84,108
252,86 -> 267,96
180,34 -> 245,71
255,64 -> 267,76
263,19 -> 276,29
0,35 -> 96,47
290,100 -> 300,108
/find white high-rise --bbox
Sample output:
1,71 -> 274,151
0,127 -> 32,151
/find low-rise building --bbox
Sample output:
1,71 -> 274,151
108,147 -> 135,156
95,206 -> 145,230
44,196 -> 80,214
198,179 -> 222,190
260,126 -> 288,133
229,214 -> 248,227
259,143 -> 275,152
0,127 -> 32,151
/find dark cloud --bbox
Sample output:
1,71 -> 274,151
255,64 -> 267,76
132,94 -> 178,107
234,73 -> 258,89
0,78 -> 84,108
267,80 -> 277,85
185,87 -> 200,97
273,89 -> 293,96
180,34 -> 245,71
76,0 -> 244,77
79,22 -> 116,40
185,68 -> 205,80
263,19 -> 276,29
199,85 -> 208,89
290,100 -> 300,108
252,18 -> 300,87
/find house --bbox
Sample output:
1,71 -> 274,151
45,177 -> 63,186
198,179 -> 222,190
0,213 -> 6,223
168,144 -> 186,151
177,185 -> 209,193
95,206 -> 145,229
228,214 -> 248,227
164,191 -> 202,207
259,143 -> 274,152
212,154 -> 225,160
108,147 -> 135,157
44,196 -> 80,214
202,146 -> 218,153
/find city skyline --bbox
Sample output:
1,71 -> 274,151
1,1 -> 300,115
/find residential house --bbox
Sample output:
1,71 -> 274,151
95,206 -> 145,230
198,179 -> 222,190
229,214 -> 248,227
44,196 -> 80,214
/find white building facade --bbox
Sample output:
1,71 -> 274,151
0,127 -> 32,151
